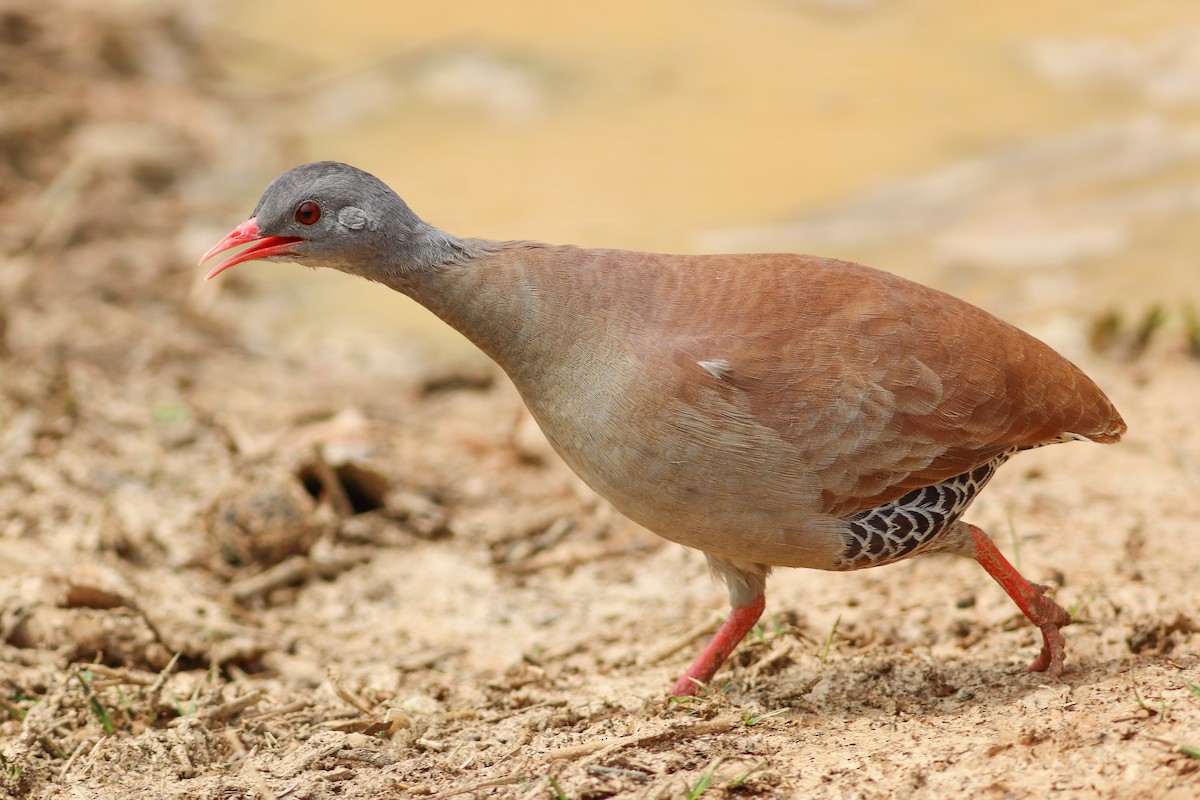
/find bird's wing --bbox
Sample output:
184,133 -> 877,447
657,257 -> 1124,519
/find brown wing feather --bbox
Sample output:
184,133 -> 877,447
655,254 -> 1125,520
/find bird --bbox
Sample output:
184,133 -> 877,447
200,161 -> 1125,696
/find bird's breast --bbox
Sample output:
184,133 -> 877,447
509,340 -> 847,569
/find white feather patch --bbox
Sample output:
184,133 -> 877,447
697,358 -> 732,380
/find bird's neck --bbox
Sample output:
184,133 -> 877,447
378,236 -> 559,374
377,236 -> 650,397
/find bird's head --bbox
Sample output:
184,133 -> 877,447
200,161 -> 433,281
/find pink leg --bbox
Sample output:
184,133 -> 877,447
969,524 -> 1072,677
669,593 -> 766,696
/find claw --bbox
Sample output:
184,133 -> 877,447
1027,622 -> 1066,676
1023,583 -> 1070,676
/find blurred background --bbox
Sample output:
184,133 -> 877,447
200,0 -> 1200,366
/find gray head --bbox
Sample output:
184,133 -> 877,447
200,161 -> 462,281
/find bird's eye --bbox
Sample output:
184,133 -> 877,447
295,201 -> 321,225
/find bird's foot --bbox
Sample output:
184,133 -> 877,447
969,525 -> 1074,679
1027,623 -> 1066,676
669,594 -> 765,697
1023,581 -> 1072,677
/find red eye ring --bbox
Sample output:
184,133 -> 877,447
295,200 -> 321,225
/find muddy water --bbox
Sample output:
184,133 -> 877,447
227,0 -> 1200,358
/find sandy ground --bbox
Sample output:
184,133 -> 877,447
2,3 -> 1199,799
